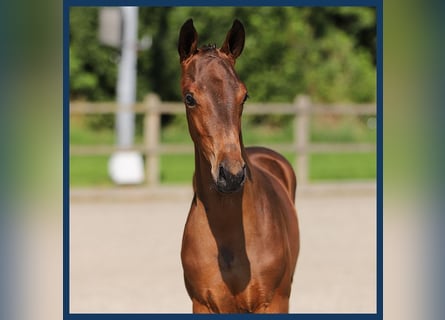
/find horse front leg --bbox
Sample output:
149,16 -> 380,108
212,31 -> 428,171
192,299 -> 213,313
256,294 -> 290,313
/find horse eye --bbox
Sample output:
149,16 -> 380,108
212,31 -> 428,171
184,93 -> 196,107
243,93 -> 249,103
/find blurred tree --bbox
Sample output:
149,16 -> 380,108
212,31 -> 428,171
70,7 -> 376,128
70,7 -> 118,101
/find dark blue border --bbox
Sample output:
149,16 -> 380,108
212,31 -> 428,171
64,314 -> 378,319
375,1 -> 383,318
63,0 -> 71,318
66,0 -> 378,7
63,1 -> 383,319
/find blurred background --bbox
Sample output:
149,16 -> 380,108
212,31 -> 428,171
3,1 -> 445,319
69,6 -> 377,187
68,6 -> 378,315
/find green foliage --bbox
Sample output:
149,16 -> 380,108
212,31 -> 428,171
70,7 -> 376,127
304,29 -> 375,102
69,7 -> 377,186
70,7 -> 119,101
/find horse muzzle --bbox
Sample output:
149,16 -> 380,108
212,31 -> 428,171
216,162 -> 247,193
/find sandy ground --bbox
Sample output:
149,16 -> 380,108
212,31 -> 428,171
69,184 -> 376,313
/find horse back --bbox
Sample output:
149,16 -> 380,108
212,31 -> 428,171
246,147 -> 296,203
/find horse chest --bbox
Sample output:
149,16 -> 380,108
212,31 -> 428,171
182,187 -> 291,312
183,233 -> 286,313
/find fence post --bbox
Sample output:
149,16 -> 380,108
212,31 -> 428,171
144,93 -> 161,186
294,95 -> 311,186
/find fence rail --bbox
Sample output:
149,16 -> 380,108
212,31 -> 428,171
70,94 -> 376,186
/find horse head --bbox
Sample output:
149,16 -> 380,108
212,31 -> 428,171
178,19 -> 249,193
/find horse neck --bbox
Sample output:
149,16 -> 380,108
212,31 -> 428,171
193,144 -> 252,231
194,148 -> 250,248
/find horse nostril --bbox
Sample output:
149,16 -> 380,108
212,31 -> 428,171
219,165 -> 227,181
240,164 -> 246,180
216,163 -> 246,193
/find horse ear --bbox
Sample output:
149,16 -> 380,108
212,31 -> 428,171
221,19 -> 245,60
178,19 -> 198,62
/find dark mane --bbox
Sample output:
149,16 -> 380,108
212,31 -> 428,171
200,43 -> 217,51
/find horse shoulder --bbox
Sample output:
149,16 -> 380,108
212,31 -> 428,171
246,147 -> 296,203
181,197 -> 219,288
245,147 -> 300,277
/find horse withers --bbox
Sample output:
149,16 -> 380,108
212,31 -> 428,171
178,19 -> 300,313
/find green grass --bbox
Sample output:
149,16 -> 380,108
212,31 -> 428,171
160,154 -> 195,183
161,152 -> 377,184
162,115 -> 295,145
310,153 -> 376,181
70,153 -> 376,186
70,115 -> 377,186
70,123 -> 115,145
70,155 -> 113,186
70,115 -> 144,145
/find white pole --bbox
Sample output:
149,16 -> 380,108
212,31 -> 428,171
116,6 -> 138,147
108,6 -> 144,185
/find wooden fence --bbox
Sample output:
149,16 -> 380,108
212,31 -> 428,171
70,94 -> 376,186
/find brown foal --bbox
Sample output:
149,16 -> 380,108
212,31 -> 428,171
178,19 -> 300,313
